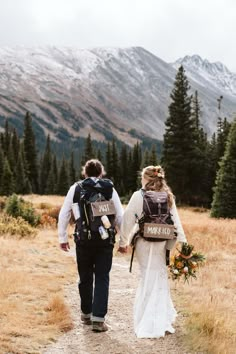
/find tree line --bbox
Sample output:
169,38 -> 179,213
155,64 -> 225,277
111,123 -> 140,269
162,66 -> 236,217
0,66 -> 235,217
0,112 -> 159,200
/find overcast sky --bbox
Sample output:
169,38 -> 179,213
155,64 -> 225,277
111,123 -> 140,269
0,0 -> 235,71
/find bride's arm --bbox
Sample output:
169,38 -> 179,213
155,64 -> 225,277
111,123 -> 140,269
119,191 -> 143,247
166,199 -> 187,250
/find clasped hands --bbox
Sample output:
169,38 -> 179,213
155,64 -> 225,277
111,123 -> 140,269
117,245 -> 128,253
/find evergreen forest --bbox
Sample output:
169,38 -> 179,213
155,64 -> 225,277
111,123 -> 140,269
0,66 -> 235,217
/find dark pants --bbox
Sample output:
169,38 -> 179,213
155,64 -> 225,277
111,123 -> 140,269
76,244 -> 113,321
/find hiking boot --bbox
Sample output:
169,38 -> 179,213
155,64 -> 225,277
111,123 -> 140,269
81,314 -> 92,325
92,321 -> 108,332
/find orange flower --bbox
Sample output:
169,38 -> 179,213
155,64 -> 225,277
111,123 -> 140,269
176,261 -> 184,269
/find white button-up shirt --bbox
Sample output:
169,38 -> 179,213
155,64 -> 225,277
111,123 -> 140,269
58,178 -> 124,244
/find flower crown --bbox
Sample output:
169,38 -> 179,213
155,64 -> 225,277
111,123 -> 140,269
153,165 -> 164,178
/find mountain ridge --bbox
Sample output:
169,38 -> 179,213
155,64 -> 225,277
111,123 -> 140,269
0,46 -> 235,146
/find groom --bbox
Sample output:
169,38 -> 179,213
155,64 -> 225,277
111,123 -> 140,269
58,159 -> 123,332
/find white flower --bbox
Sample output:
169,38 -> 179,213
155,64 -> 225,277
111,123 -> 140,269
173,269 -> 179,274
183,267 -> 189,273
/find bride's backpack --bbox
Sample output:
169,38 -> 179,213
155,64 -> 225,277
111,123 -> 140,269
129,190 -> 177,272
139,190 -> 176,241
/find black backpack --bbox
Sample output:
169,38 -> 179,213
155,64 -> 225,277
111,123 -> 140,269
129,189 -> 176,272
73,177 -> 116,246
139,190 -> 175,242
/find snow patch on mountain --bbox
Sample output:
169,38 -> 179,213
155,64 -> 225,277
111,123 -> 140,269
172,55 -> 236,97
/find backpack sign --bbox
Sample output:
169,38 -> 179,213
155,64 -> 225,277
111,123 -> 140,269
143,223 -> 175,239
91,200 -> 116,216
140,190 -> 176,242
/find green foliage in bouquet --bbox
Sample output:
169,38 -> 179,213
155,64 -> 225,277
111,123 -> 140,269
169,243 -> 205,282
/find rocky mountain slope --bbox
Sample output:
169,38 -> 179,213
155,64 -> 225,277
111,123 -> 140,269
0,46 -> 235,145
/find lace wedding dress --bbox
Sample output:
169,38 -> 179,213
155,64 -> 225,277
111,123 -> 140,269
134,239 -> 177,338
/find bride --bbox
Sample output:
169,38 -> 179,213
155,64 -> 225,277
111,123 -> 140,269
118,165 -> 187,338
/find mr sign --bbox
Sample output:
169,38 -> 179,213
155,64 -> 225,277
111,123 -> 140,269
91,200 -> 116,216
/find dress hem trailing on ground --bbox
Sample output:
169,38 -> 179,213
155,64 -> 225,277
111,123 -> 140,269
133,239 -> 177,339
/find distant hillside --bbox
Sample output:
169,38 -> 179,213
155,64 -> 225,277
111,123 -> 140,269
0,46 -> 235,150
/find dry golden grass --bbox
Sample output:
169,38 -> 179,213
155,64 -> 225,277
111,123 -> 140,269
174,208 -> 236,354
0,194 -> 75,354
1,195 -> 236,353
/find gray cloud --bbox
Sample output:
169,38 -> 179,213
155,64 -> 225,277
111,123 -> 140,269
0,0 -> 235,71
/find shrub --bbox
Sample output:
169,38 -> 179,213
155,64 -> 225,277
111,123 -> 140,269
0,196 -> 7,211
46,207 -> 61,223
37,202 -> 53,210
5,194 -> 40,227
39,214 -> 57,228
0,213 -> 37,238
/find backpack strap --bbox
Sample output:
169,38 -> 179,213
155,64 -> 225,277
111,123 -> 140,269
73,181 -> 83,203
73,181 -> 92,240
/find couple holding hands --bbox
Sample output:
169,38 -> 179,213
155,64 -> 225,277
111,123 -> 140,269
58,159 -> 186,338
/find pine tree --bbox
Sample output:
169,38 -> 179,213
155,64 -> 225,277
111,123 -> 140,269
69,152 -> 76,185
2,120 -> 10,155
11,128 -> 20,163
84,134 -> 95,161
45,165 -> 56,195
110,140 -> 119,186
7,137 -> 16,176
216,117 -> 231,164
163,65 -> 200,204
126,150 -> 134,193
57,158 -> 69,195
96,148 -> 103,162
131,142 -> 142,191
23,112 -> 39,192
0,158 -> 13,196
192,91 -> 201,131
45,154 -> 58,194
53,155 -> 58,189
211,119 -> 236,218
15,148 -> 32,194
149,144 -> 158,166
0,146 -> 4,187
119,144 -> 129,195
39,135 -> 52,194
190,91 -> 211,205
142,149 -> 150,168
105,142 -> 113,178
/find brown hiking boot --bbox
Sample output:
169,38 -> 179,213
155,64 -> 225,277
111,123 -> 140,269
81,314 -> 92,325
92,321 -> 108,332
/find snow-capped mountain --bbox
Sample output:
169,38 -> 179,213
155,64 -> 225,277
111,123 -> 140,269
0,47 -> 235,146
172,54 -> 236,98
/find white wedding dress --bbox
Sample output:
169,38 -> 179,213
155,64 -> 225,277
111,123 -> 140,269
134,239 -> 177,338
119,190 -> 186,338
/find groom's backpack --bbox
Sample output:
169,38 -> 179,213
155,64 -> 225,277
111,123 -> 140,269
73,177 -> 116,246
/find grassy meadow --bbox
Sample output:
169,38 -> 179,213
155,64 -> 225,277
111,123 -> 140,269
175,208 -> 236,354
0,195 -> 75,354
0,195 -> 235,353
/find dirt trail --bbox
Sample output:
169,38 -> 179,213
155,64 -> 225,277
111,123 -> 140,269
43,255 -> 190,354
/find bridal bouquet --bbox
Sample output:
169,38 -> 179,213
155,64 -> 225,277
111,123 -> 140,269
169,243 -> 206,282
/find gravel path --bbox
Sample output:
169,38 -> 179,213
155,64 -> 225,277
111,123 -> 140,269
43,255 -> 190,354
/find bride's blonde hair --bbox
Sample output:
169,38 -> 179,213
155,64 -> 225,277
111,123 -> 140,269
141,165 -> 174,207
